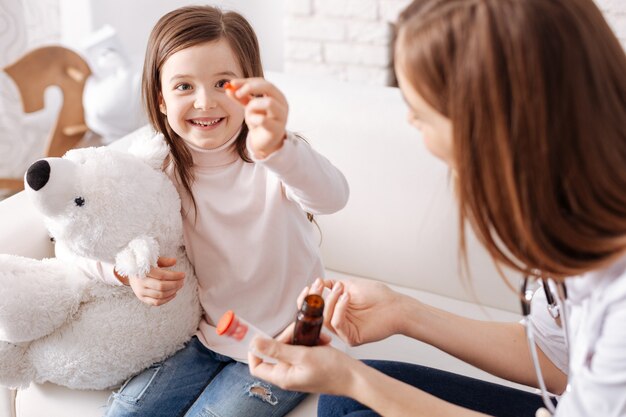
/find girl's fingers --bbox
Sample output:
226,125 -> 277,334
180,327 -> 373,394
153,293 -> 177,306
148,268 -> 185,282
225,86 -> 250,106
156,257 -> 177,268
228,78 -> 287,107
246,96 -> 287,120
135,276 -> 182,296
141,286 -> 181,300
140,293 -> 176,307
147,273 -> 185,286
246,118 -> 286,141
259,118 -> 286,136
244,112 -> 265,127
237,78 -> 285,99
226,78 -> 247,89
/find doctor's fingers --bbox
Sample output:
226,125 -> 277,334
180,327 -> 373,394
321,281 -> 345,332
297,286 -> 310,310
328,292 -> 354,341
297,277 -> 330,307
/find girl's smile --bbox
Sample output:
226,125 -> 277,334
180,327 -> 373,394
187,117 -> 225,130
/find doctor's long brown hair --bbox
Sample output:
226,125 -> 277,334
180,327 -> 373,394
142,6 -> 262,213
396,0 -> 626,278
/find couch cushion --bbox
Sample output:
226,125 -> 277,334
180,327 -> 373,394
16,383 -> 109,417
13,268 -> 529,417
13,383 -> 319,417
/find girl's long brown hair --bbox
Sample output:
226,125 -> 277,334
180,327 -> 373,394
142,6 -> 263,211
396,0 -> 626,278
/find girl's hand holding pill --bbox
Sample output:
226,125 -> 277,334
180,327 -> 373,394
224,78 -> 289,159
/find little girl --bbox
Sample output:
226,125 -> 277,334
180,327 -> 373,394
99,5 -> 349,417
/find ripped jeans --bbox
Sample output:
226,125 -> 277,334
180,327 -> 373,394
104,336 -> 306,417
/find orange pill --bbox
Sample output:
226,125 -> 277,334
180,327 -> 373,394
224,81 -> 251,105
224,81 -> 237,93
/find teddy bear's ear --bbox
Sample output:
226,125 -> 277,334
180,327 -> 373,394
126,132 -> 170,170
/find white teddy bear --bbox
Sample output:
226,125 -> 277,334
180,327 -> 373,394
0,128 -> 202,390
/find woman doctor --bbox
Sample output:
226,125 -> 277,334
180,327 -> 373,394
247,0 -> 626,416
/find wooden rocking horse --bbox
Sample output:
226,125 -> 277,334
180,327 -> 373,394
0,46 -> 91,191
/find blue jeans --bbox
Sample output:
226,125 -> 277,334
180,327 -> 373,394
318,360 -> 546,417
104,337 -> 306,417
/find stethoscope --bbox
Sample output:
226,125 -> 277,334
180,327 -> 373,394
520,274 -> 570,417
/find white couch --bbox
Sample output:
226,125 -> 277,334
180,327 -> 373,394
0,72 -> 527,417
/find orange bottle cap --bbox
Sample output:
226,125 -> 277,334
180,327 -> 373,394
216,310 -> 235,335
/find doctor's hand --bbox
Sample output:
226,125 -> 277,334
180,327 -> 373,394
323,277 -> 410,346
225,78 -> 288,159
248,328 -> 363,396
115,256 -> 185,306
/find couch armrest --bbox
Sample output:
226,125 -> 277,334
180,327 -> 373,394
0,388 -> 16,417
0,192 -> 49,415
0,191 -> 53,259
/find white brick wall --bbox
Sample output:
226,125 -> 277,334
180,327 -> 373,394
284,0 -> 408,85
284,0 -> 626,86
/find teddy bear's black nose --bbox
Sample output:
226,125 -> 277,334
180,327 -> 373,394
26,160 -> 51,191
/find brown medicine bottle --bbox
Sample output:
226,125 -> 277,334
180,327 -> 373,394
292,294 -> 324,346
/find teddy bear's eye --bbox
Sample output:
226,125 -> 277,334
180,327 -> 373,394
74,197 -> 85,207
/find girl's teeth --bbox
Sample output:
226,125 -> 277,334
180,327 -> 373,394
193,118 -> 221,126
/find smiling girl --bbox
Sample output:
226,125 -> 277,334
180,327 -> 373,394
102,5 -> 349,417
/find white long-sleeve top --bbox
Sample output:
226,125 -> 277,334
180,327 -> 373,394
182,131 -> 348,360
528,256 -> 626,416
85,130 -> 348,361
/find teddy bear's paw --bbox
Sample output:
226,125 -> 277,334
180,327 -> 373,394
114,236 -> 159,278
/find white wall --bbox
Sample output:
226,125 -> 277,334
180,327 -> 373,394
59,0 -> 285,71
